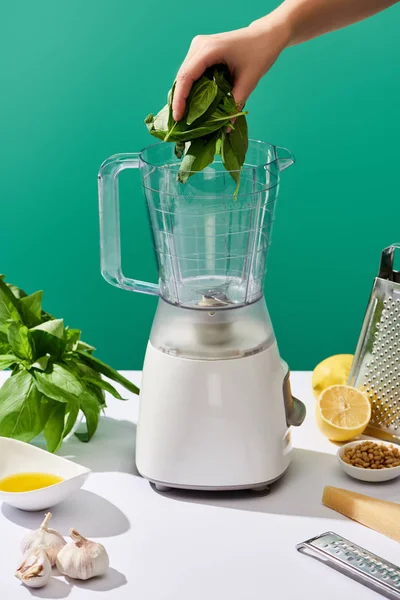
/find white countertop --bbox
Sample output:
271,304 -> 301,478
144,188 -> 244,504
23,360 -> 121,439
1,371 -> 400,599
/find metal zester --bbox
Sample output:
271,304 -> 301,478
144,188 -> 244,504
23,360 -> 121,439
349,244 -> 400,442
296,532 -> 400,599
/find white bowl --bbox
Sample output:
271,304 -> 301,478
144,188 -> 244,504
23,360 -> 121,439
337,440 -> 400,482
0,437 -> 91,511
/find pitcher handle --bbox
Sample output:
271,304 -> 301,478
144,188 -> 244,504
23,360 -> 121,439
98,153 -> 159,296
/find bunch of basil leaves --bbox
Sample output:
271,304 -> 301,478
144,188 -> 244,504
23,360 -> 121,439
0,277 -> 139,452
145,64 -> 248,196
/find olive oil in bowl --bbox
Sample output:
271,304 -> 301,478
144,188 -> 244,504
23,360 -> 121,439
0,472 -> 64,493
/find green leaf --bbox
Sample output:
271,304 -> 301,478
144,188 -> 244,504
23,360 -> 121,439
75,391 -> 100,442
8,323 -> 35,361
226,115 -> 248,169
34,362 -> 101,441
212,64 -> 234,95
186,77 -> 218,125
66,359 -> 107,407
75,340 -> 96,354
0,370 -> 42,442
77,351 -> 140,395
30,319 -> 66,358
167,82 -> 176,130
19,291 -> 43,328
63,401 -> 80,439
7,283 -> 28,300
44,402 -> 66,452
31,355 -> 50,371
87,382 -> 106,407
174,141 -> 186,159
0,279 -> 22,333
35,363 -> 82,404
82,376 -> 126,400
0,355 -> 18,370
64,328 -> 81,350
32,318 -> 64,339
145,65 -> 248,185
0,331 -> 10,354
178,135 -> 218,184
221,130 -> 241,197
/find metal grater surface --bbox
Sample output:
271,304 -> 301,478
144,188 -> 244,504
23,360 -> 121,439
297,532 -> 400,599
349,244 -> 400,443
364,296 -> 400,433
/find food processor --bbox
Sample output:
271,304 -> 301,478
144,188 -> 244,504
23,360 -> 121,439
98,140 -> 306,491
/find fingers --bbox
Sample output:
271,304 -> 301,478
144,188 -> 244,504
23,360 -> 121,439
172,36 -> 220,121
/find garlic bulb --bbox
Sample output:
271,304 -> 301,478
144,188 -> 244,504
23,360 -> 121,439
21,512 -> 66,566
15,547 -> 52,588
56,528 -> 109,580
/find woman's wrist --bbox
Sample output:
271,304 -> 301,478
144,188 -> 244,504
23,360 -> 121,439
248,11 -> 293,53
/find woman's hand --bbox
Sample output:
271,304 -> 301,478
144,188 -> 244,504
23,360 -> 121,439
172,18 -> 291,121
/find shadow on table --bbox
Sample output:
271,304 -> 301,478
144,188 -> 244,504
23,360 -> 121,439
2,489 -> 130,537
27,568 -> 127,598
59,417 -> 140,476
153,447 -> 400,519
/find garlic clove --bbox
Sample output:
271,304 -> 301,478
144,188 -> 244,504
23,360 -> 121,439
21,511 -> 66,566
15,547 -> 52,588
56,528 -> 109,580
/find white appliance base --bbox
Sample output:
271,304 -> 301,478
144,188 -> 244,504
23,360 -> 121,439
149,466 -> 289,493
136,341 -> 293,491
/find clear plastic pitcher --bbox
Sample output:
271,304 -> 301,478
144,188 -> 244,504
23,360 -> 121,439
98,140 -> 294,309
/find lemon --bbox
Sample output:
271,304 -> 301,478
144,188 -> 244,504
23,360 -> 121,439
316,385 -> 371,442
312,354 -> 354,399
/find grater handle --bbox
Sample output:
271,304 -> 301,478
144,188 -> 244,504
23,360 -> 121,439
379,244 -> 400,282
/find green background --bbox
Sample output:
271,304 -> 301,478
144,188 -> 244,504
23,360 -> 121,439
1,1 -> 399,371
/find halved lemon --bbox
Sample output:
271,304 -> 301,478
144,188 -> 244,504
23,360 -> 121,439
312,354 -> 354,399
316,385 -> 371,442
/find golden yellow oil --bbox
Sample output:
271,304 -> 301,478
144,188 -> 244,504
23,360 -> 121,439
0,472 -> 64,492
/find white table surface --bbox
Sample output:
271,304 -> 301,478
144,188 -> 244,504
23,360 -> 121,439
1,370 -> 400,599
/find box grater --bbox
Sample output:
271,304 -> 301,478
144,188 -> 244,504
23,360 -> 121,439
349,244 -> 400,443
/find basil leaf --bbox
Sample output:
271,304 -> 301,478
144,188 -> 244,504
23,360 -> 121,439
186,78 -> 218,125
174,141 -> 186,159
44,402 -> 66,452
167,82 -> 176,131
6,283 -> 28,300
145,104 -> 169,137
0,279 -> 22,333
32,318 -> 64,339
145,66 -> 248,185
221,130 -> 241,197
63,401 -> 80,439
35,363 -> 82,403
31,355 -> 50,371
82,376 -> 126,400
8,323 -> 35,362
0,370 -> 42,442
226,115 -> 248,168
212,64 -> 234,95
75,391 -> 100,442
64,328 -> 81,351
76,351 -> 140,395
19,291 -> 43,328
75,340 -> 96,354
0,355 -> 18,370
30,319 -> 66,358
178,135 -> 218,184
0,331 -> 10,354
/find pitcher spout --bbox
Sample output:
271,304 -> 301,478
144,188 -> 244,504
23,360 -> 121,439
275,146 -> 295,172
